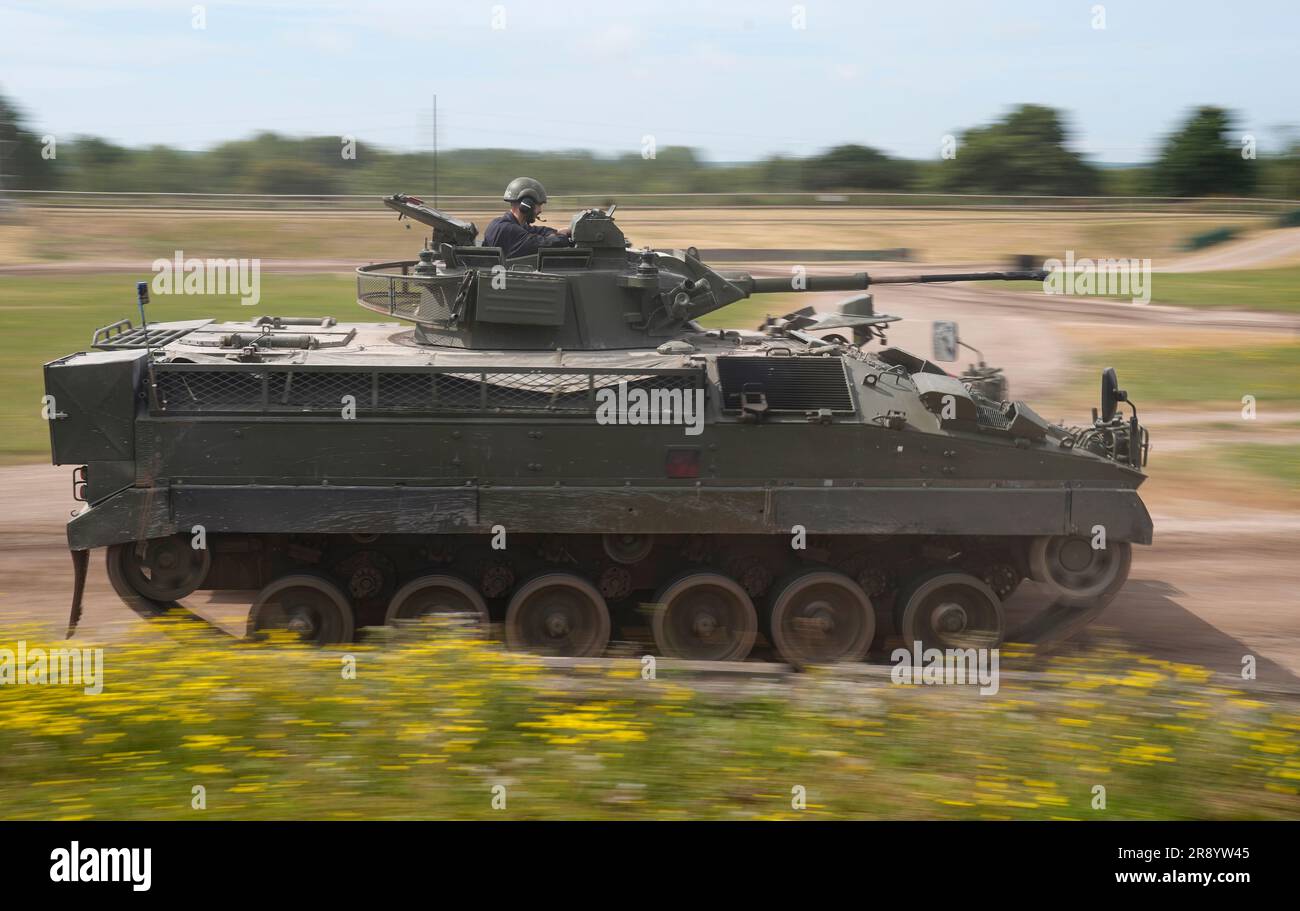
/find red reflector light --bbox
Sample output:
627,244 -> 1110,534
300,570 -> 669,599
665,448 -> 701,479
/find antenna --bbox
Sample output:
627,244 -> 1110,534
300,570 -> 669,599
136,281 -> 153,358
432,93 -> 438,209
137,281 -> 160,409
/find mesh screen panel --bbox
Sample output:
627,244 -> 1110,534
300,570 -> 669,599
152,365 -> 702,417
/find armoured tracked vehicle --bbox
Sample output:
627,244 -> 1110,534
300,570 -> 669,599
47,193 -> 1151,666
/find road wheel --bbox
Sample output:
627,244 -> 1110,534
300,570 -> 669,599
768,570 -> 875,668
385,575 -> 489,626
897,570 -> 1004,651
652,572 -> 757,662
505,573 -> 610,657
248,574 -> 355,645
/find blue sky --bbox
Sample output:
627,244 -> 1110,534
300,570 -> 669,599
1,0 -> 1295,162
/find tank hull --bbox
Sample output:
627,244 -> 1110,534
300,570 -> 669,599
48,224 -> 1152,663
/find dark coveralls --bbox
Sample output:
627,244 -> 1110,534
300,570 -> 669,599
482,211 -> 570,259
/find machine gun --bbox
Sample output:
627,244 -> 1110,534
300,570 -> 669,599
382,193 -> 478,249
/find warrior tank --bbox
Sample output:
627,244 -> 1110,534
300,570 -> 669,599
45,192 -> 1151,666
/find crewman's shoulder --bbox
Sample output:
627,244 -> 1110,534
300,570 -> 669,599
482,214 -> 512,242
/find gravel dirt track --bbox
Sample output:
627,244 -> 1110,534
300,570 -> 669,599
1160,225 -> 1300,272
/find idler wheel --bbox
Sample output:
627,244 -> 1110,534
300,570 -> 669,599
248,575 -> 355,645
505,573 -> 610,657
1028,536 -> 1131,607
108,535 -> 211,602
385,575 -> 489,626
767,571 -> 875,668
897,570 -> 1004,651
651,572 -> 757,662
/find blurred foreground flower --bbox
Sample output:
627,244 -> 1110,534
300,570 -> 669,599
0,619 -> 1296,820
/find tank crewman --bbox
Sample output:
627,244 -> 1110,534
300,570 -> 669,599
481,177 -> 573,258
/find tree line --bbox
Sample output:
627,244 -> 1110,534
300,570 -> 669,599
1,92 -> 1296,200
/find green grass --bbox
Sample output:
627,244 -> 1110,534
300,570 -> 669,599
1223,444 -> 1300,491
696,292 -> 806,330
696,267 -> 1300,347
976,266 -> 1300,313
0,274 -> 354,462
1075,343 -> 1300,408
12,211 -> 408,264
1,620 -> 1296,820
1145,443 -> 1300,506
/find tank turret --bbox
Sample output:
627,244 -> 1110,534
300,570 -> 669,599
359,197 -> 1045,351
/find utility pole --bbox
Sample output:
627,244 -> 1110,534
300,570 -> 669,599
432,94 -> 438,209
0,138 -> 17,215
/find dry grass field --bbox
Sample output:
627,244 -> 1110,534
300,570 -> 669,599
1,205 -> 1280,267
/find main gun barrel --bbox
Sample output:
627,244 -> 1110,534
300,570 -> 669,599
724,268 -> 1047,297
869,269 -> 1048,285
